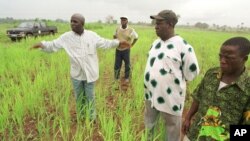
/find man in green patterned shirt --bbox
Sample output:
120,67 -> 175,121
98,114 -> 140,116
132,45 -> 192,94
182,37 -> 250,141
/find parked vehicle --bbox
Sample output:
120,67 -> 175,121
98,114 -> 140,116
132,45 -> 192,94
6,21 -> 57,41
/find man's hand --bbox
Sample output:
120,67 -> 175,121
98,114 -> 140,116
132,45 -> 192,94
30,43 -> 43,50
182,118 -> 191,135
119,41 -> 131,49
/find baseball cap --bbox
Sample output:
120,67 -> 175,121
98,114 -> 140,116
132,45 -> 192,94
120,16 -> 128,19
150,10 -> 178,25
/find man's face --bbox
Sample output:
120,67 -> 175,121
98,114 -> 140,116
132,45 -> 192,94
121,18 -> 128,27
154,19 -> 169,39
219,45 -> 246,74
70,16 -> 83,34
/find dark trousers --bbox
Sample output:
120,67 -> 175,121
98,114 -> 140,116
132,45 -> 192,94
114,49 -> 130,79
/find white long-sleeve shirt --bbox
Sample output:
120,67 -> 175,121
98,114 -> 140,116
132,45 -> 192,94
41,30 -> 119,82
144,35 -> 199,116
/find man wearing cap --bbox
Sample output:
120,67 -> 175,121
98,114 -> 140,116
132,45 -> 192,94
113,16 -> 138,89
31,13 -> 130,122
143,10 -> 199,141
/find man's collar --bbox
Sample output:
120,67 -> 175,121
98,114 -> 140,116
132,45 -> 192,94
213,67 -> 249,92
73,29 -> 84,36
120,26 -> 128,30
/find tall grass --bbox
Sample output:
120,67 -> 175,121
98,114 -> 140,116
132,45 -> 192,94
0,22 -> 250,140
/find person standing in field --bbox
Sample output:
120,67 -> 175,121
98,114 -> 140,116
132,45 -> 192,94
113,16 -> 138,89
143,10 -> 199,141
182,37 -> 250,141
31,13 -> 130,121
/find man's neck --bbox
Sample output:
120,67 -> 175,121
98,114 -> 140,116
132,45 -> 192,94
161,32 -> 175,41
221,67 -> 245,84
75,29 -> 84,35
122,25 -> 127,29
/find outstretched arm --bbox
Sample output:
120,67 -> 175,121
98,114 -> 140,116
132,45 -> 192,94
30,38 -> 64,53
30,42 -> 44,50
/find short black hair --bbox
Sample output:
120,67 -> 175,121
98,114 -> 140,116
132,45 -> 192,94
222,37 -> 250,56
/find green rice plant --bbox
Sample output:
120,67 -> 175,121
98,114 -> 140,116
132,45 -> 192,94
71,125 -> 85,141
119,101 -> 134,141
12,93 -> 25,128
99,111 -> 117,140
58,119 -> 70,141
1,22 -> 250,141
0,101 -> 10,132
37,117 -> 47,138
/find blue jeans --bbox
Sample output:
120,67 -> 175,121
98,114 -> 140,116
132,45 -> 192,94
71,78 -> 96,120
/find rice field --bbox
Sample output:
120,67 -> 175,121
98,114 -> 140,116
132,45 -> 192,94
0,22 -> 250,141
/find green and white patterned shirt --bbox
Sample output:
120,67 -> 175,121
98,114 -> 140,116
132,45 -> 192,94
144,35 -> 199,116
187,67 -> 250,141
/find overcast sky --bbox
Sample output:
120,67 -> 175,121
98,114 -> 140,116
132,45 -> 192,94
1,0 -> 249,27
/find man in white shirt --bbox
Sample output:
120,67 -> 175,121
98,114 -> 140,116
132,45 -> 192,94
31,13 -> 130,121
144,10 -> 199,141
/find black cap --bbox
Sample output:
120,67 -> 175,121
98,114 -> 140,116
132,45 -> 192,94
150,10 -> 178,26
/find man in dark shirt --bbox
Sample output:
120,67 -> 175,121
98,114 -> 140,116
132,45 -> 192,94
182,37 -> 250,141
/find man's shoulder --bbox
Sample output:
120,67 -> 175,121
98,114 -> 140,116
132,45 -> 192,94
128,27 -> 137,33
84,30 -> 99,37
203,67 -> 220,78
152,38 -> 161,45
62,31 -> 73,35
170,35 -> 191,45
59,31 -> 74,38
207,67 -> 220,73
244,70 -> 250,80
240,69 -> 250,91
84,29 -> 95,34
244,68 -> 250,78
127,26 -> 135,30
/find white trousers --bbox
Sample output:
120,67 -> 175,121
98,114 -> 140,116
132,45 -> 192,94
144,100 -> 182,141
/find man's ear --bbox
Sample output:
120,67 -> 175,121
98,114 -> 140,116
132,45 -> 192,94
167,22 -> 174,27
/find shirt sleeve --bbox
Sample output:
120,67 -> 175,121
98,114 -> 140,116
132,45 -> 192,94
192,80 -> 204,102
181,43 -> 199,81
241,99 -> 250,124
130,29 -> 138,39
95,33 -> 119,49
191,69 -> 212,102
41,34 -> 65,53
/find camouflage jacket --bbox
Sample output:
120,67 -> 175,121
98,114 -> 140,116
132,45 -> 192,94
187,67 -> 250,141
